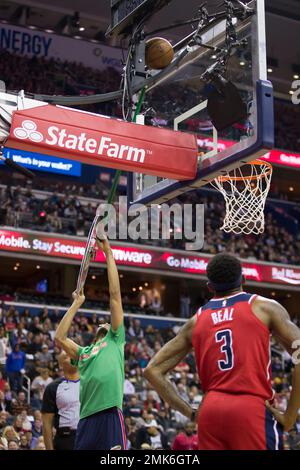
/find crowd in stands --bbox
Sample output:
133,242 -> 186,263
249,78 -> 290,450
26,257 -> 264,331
275,101 -> 300,154
0,50 -> 121,117
0,303 -> 299,450
0,50 -> 300,152
1,179 -> 300,265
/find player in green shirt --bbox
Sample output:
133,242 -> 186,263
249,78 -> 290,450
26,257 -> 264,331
55,235 -> 126,450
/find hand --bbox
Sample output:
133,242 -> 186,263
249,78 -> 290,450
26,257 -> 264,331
266,401 -> 295,432
95,224 -> 110,253
72,289 -> 85,306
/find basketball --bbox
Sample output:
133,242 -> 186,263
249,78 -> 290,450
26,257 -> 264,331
145,37 -> 174,70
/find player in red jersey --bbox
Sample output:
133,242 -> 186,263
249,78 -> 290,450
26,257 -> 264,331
144,253 -> 300,450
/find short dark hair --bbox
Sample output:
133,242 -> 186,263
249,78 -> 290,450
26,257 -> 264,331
207,253 -> 242,292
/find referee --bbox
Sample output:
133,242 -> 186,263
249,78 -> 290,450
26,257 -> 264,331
42,351 -> 80,450
55,235 -> 126,450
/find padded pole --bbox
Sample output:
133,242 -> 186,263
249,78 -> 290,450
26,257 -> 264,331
107,87 -> 146,206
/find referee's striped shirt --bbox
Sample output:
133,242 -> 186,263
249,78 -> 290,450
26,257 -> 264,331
42,377 -> 80,430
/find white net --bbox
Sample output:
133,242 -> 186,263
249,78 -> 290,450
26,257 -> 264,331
211,159 -> 273,235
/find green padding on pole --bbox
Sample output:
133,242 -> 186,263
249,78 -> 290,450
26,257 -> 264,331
106,88 -> 146,205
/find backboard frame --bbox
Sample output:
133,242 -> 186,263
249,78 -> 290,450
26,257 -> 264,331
128,0 -> 274,206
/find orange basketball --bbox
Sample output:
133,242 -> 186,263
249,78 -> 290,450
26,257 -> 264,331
145,37 -> 174,70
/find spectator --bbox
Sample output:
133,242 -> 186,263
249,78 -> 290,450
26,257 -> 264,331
32,417 -> 42,438
296,415 -> 300,434
2,425 -> 19,442
31,368 -> 53,406
27,333 -> 44,355
5,344 -> 25,393
150,290 -> 162,316
156,405 -> 173,431
29,317 -> 44,336
124,377 -> 136,396
35,345 -> 53,368
0,390 -> 10,413
136,419 -> 168,449
49,309 -> 61,325
189,385 -> 203,407
272,356 -> 283,373
11,391 -> 31,416
287,427 -> 300,450
13,415 -> 23,433
0,410 -> 8,432
3,382 -> 12,408
172,422 -> 198,450
33,436 -> 46,450
128,319 -> 144,339
24,430 -> 37,450
124,395 -> 143,419
19,433 -> 31,450
143,391 -> 160,414
0,435 -> 7,450
8,439 -> 19,450
19,411 -> 32,432
0,326 -> 9,369
180,293 -> 191,319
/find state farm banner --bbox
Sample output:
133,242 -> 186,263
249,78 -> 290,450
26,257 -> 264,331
0,23 -> 122,71
1,229 -> 300,287
7,105 -> 198,180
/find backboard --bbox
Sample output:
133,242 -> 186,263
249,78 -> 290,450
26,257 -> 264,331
128,0 -> 274,206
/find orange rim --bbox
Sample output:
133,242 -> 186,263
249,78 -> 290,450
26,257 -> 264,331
216,159 -> 273,183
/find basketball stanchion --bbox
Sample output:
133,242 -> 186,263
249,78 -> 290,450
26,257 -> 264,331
75,88 -> 146,294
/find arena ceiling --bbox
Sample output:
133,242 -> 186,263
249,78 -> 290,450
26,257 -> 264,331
1,0 -> 300,40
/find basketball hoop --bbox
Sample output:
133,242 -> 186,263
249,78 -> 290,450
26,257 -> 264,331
211,159 -> 273,235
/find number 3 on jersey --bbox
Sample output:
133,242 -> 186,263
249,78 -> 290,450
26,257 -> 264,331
215,329 -> 234,371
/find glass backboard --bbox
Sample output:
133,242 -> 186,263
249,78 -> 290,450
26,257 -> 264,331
128,0 -> 274,206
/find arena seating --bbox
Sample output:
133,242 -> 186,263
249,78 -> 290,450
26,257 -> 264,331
1,181 -> 299,264
0,301 -> 298,450
0,50 -> 299,152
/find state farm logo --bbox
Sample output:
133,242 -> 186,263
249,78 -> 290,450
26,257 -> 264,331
13,120 -> 43,143
12,120 -> 149,164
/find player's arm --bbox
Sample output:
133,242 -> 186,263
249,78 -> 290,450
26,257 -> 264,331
144,317 -> 196,420
42,413 -> 54,450
259,299 -> 300,430
97,235 -> 123,331
54,290 -> 85,360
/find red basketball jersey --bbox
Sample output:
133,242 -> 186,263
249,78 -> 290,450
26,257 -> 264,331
192,292 -> 274,400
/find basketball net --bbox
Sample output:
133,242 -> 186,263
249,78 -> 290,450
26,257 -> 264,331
211,159 -> 273,235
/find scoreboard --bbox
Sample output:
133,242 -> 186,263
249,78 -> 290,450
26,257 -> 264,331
106,0 -> 172,37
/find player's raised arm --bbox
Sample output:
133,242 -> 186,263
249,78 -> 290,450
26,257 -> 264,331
54,290 -> 85,360
144,317 -> 196,420
254,297 -> 300,431
97,234 -> 123,331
